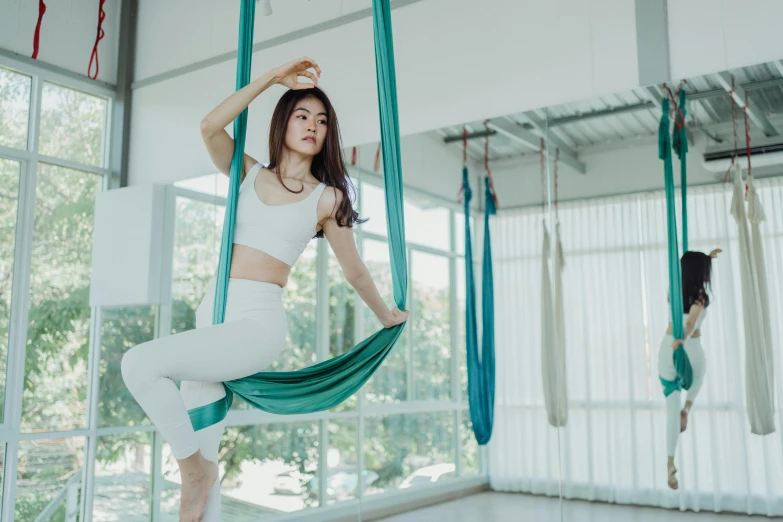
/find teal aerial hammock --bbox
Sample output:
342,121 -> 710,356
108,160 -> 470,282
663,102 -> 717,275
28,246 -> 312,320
462,163 -> 497,446
187,0 -> 408,431
658,96 -> 693,397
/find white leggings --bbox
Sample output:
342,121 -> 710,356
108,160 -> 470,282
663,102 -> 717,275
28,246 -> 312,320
658,334 -> 707,457
121,278 -> 287,520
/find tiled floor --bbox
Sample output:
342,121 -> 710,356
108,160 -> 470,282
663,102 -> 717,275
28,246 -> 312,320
378,492 -> 770,521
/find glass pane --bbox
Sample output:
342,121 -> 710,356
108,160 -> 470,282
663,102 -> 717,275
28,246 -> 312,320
359,183 -> 387,237
171,195 -> 223,336
0,158 -> 21,423
162,422 -> 319,519
461,413 -> 480,475
456,258 -> 468,404
93,433 -> 153,521
328,245 -> 357,411
16,438 -> 85,522
39,82 -> 108,166
23,164 -> 101,432
174,173 -> 228,198
363,239 -> 407,404
326,419 -> 359,504
98,306 -> 156,427
0,67 -> 31,150
275,242 -> 317,371
412,251 -> 451,400
364,412 -> 455,495
404,198 -> 450,251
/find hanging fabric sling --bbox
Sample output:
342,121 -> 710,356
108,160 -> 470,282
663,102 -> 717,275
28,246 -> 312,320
462,169 -> 497,445
731,164 -> 776,435
188,0 -> 408,431
541,147 -> 567,428
658,98 -> 693,397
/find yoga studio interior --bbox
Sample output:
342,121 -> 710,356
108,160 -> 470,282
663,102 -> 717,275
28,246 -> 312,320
1,1 -> 782,521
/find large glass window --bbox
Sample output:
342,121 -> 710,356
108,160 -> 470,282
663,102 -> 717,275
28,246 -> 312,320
22,164 -> 102,432
39,82 -> 108,166
1,64 -> 112,522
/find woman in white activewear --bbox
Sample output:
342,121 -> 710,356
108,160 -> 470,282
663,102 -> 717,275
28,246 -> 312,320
121,57 -> 409,522
658,248 -> 721,490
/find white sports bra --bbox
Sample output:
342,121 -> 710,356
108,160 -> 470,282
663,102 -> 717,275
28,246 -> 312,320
669,304 -> 708,331
233,163 -> 326,267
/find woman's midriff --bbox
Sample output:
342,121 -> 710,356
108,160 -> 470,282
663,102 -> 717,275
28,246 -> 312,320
228,244 -> 291,288
665,323 -> 700,338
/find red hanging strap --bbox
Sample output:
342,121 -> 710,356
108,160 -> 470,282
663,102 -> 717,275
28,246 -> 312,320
662,83 -> 685,130
88,0 -> 107,80
554,148 -> 560,217
351,146 -> 357,166
457,126 -> 467,203
539,138 -> 546,207
484,120 -> 499,209
743,91 -> 752,199
723,74 -> 741,184
32,0 -> 47,60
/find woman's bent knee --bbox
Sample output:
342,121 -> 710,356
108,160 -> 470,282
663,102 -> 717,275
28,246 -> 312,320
121,343 -> 151,391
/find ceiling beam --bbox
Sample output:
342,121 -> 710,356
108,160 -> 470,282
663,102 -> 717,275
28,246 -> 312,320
713,71 -> 779,137
487,119 -> 587,174
517,113 -> 585,168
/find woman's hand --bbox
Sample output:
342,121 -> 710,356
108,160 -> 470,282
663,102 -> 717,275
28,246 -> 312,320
271,57 -> 321,90
709,248 -> 722,259
381,308 -> 409,329
672,339 -> 685,350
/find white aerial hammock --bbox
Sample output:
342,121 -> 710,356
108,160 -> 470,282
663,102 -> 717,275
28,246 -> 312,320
541,147 -> 567,427
730,162 -> 775,435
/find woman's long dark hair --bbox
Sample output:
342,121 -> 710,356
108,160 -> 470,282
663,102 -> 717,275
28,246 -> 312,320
681,251 -> 712,311
267,87 -> 365,238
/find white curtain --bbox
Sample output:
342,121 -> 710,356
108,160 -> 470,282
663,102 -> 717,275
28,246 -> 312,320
489,179 -> 783,516
490,208 -> 562,497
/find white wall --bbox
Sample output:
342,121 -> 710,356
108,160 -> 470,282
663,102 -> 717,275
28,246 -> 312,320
0,0 -> 121,84
128,0 -> 640,190
668,0 -> 783,80
134,0 -> 375,82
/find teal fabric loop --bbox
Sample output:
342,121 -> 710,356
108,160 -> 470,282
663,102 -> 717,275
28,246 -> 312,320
188,0 -> 409,431
658,98 -> 693,397
462,169 -> 496,445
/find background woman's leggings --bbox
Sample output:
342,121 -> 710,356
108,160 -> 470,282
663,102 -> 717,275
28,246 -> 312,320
658,334 -> 707,457
121,278 -> 287,520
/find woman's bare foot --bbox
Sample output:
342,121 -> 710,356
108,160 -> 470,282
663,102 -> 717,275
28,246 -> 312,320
179,455 -> 218,522
680,408 -> 689,433
667,462 -> 678,490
